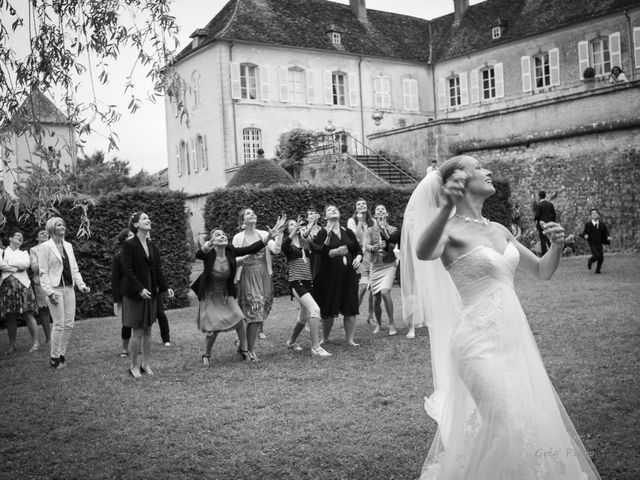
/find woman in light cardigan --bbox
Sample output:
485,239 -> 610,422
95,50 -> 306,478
232,208 -> 283,360
0,229 -> 40,353
39,217 -> 90,369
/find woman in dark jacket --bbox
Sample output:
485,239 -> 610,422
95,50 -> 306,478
196,217 -> 285,364
122,212 -> 173,378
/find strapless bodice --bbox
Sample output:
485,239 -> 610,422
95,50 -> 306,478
446,243 -> 519,307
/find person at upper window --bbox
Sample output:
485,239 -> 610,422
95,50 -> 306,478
609,66 -> 628,84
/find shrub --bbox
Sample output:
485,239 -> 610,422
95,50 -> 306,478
583,67 -> 596,79
226,159 -> 295,188
202,182 -> 512,296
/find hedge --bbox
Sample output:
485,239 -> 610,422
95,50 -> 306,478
203,182 -> 512,296
0,188 -> 192,322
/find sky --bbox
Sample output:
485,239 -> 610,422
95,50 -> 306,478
14,0 -> 482,174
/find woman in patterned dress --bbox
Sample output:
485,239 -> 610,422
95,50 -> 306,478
0,229 -> 40,354
232,208 -> 284,361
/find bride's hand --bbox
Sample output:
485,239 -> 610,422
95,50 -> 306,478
541,222 -> 565,247
442,170 -> 468,206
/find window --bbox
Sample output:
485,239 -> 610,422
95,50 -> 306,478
578,33 -> 620,79
191,70 -> 201,108
179,140 -> 190,175
402,78 -> 419,111
448,76 -> 461,107
331,32 -> 341,45
534,53 -> 551,88
373,75 -> 391,110
240,63 -> 257,100
242,128 -> 261,163
195,134 -> 208,170
492,26 -> 502,39
481,67 -> 496,99
591,38 -> 611,76
287,67 -> 306,103
332,72 -> 346,106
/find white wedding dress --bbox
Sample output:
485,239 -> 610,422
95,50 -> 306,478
419,243 -> 600,480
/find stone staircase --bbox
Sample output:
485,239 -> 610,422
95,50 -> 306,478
352,154 -> 419,186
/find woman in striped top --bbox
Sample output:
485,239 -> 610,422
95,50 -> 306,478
282,218 -> 331,357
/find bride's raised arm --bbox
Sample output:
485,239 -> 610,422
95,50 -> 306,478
416,170 -> 468,261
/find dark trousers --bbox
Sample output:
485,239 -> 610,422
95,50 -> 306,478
537,228 -> 550,255
588,244 -> 604,272
121,295 -> 170,342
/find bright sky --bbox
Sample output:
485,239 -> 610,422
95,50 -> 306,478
10,0 -> 482,174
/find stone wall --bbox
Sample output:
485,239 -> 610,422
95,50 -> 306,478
298,153 -> 388,187
474,130 -> 640,253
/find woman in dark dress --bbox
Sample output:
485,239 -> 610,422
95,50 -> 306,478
313,205 -> 363,347
195,217 -> 284,364
122,212 -> 174,378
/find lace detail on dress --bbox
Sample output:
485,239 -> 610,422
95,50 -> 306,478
461,288 -> 503,329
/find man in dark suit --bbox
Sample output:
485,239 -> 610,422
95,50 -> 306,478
534,190 -> 557,255
581,208 -> 611,274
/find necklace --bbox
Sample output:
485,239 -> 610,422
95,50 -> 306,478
454,214 -> 491,226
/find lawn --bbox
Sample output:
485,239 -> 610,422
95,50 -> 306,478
1,254 -> 638,480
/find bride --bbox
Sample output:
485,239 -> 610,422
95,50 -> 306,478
401,156 -> 600,479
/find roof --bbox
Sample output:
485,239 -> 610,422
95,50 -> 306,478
12,90 -> 70,125
174,0 -> 432,64
174,0 -> 640,66
431,0 -> 640,61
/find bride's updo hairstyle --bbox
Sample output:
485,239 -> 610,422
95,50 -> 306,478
438,155 -> 473,183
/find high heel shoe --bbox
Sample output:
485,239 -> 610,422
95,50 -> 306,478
237,348 -> 250,360
129,366 -> 142,378
140,364 -> 154,375
201,354 -> 211,366
247,351 -> 258,362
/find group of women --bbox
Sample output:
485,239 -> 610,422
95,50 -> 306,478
189,199 -> 403,364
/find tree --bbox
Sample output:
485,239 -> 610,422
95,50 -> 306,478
0,0 -> 181,233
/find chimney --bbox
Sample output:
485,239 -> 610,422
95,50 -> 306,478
453,0 -> 469,24
350,0 -> 367,23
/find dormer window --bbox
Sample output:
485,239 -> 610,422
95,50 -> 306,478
331,32 -> 341,45
325,25 -> 343,47
190,28 -> 210,49
491,19 -> 506,40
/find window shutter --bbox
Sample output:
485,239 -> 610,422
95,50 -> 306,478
494,63 -> 504,98
278,66 -> 288,102
349,73 -> 358,107
609,32 -> 621,70
374,76 -> 382,108
260,66 -> 270,101
402,78 -> 409,110
202,135 -> 208,170
521,56 -> 532,92
190,138 -> 197,173
306,70 -> 315,103
323,70 -> 333,105
578,41 -> 589,79
470,69 -> 479,103
382,77 -> 391,109
459,72 -> 469,105
230,62 -> 241,99
411,80 -> 419,111
549,48 -> 560,86
438,78 -> 446,110
176,145 -> 181,176
634,27 -> 640,70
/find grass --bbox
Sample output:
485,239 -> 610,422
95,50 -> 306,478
0,253 -> 638,480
